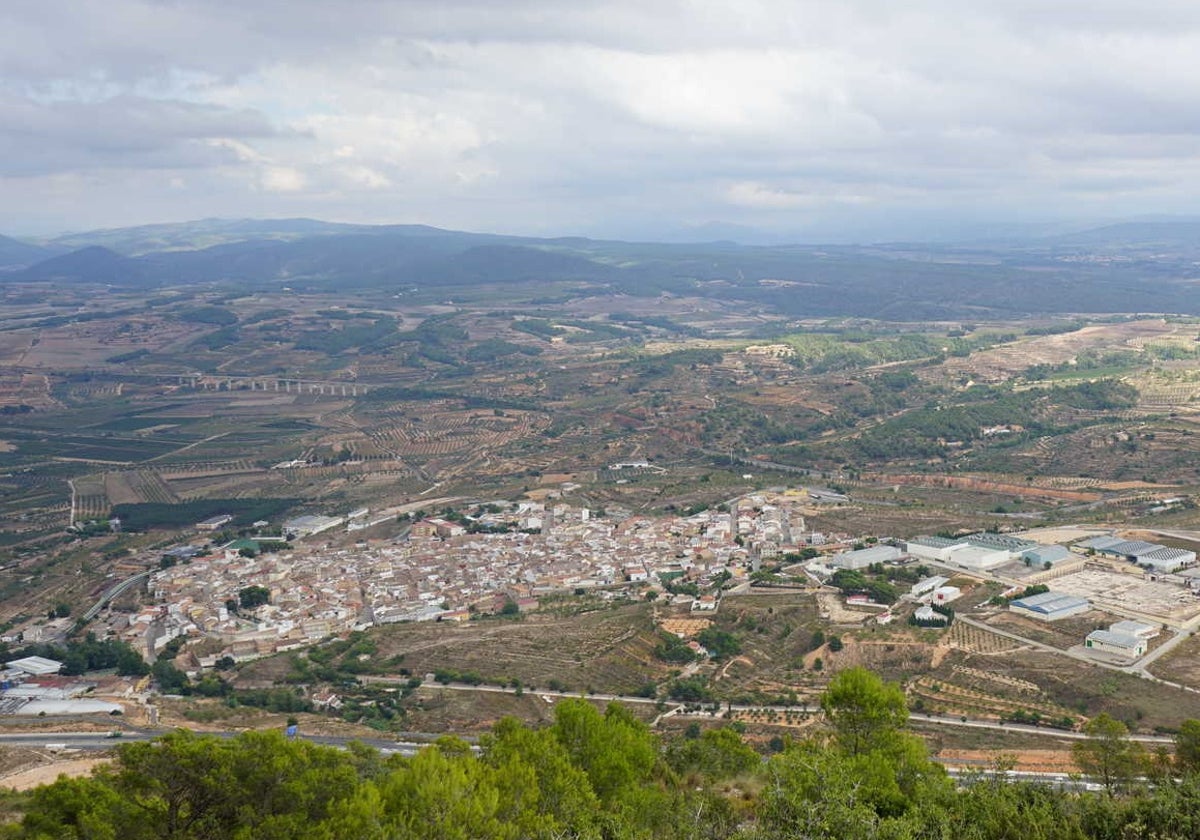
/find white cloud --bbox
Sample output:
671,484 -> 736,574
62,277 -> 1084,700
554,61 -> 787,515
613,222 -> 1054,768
727,182 -> 814,209
3,0 -> 1200,238
260,166 -> 306,193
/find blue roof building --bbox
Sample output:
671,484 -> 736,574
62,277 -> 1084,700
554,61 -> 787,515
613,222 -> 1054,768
1009,591 -> 1090,621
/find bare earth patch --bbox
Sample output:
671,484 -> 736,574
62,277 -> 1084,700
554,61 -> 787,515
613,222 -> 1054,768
935,749 -> 1077,774
1,758 -> 109,791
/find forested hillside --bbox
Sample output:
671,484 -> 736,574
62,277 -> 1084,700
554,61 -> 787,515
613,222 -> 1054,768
12,218 -> 1200,319
7,669 -> 1200,839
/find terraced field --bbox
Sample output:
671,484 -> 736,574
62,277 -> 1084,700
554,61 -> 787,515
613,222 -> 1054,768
908,673 -> 1078,724
363,602 -> 666,694
944,620 -> 1022,654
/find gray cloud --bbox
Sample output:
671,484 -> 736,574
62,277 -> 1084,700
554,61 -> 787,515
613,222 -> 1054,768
0,94 -> 283,176
3,0 -> 1200,239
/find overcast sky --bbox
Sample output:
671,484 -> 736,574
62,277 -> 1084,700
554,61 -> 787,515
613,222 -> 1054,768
3,0 -> 1200,241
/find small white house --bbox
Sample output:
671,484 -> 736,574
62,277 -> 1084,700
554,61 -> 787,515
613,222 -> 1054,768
1085,630 -> 1146,659
196,515 -> 234,531
929,585 -> 962,605
911,575 -> 949,598
692,595 -> 718,611
1109,620 -> 1159,640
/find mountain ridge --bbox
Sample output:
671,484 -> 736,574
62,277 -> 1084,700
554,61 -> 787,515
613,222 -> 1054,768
7,218 -> 1200,319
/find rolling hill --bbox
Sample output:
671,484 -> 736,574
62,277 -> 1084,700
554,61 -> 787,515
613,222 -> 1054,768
5,219 -> 1200,319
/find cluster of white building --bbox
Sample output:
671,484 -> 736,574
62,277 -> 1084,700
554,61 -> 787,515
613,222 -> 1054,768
906,533 -> 1082,574
0,656 -> 123,716
1076,536 -> 1197,574
119,496 -> 817,669
1085,620 -> 1159,660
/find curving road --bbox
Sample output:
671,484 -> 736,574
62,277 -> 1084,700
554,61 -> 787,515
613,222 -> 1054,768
82,570 -> 154,622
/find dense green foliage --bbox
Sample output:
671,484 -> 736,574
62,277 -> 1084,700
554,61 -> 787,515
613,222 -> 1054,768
293,315 -> 397,354
237,585 -> 270,609
830,569 -> 899,605
779,330 -> 995,373
4,634 -> 148,677
109,499 -> 300,531
464,338 -> 541,361
511,317 -> 562,338
360,386 -> 539,412
176,306 -> 238,327
104,348 -> 151,364
12,669 -> 1200,839
696,627 -> 742,660
654,632 -> 699,664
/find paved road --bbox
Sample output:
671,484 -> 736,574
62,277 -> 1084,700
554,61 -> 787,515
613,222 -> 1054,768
0,729 -> 432,756
954,615 -> 1200,696
908,713 -> 1173,745
372,679 -> 1177,745
1131,628 -> 1193,675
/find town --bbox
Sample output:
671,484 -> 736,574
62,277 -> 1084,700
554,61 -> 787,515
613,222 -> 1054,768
44,488 -> 1200,683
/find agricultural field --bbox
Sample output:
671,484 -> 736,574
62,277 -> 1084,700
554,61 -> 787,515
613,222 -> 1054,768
978,647 -> 1200,729
14,267 -> 1200,748
908,665 -> 1079,726
7,295 -> 1199,538
937,319 -> 1173,385
294,600 -> 667,697
1145,633 -> 1200,686
208,580 -> 1200,740
979,608 -> 1125,651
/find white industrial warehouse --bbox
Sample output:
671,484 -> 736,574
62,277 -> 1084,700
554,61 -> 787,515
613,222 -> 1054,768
1009,591 -> 1091,621
1078,536 -> 1197,574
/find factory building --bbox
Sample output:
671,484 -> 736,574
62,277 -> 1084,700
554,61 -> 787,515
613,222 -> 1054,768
1009,591 -> 1091,621
947,545 -> 1010,571
282,515 -> 345,539
906,536 -> 1008,570
906,537 -> 968,563
911,575 -> 950,598
195,514 -> 234,532
1109,620 -> 1159,639
1140,547 -> 1196,574
1020,544 -> 1073,568
965,533 -> 1037,553
1077,536 -> 1196,574
4,656 -> 63,676
830,544 -> 903,571
1085,630 -> 1147,659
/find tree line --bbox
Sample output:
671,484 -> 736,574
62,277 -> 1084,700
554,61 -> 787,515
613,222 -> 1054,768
10,667 -> 1200,838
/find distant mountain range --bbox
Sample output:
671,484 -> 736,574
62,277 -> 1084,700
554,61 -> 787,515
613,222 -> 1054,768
3,217 -> 1200,319
1042,221 -> 1200,249
0,233 -> 63,268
